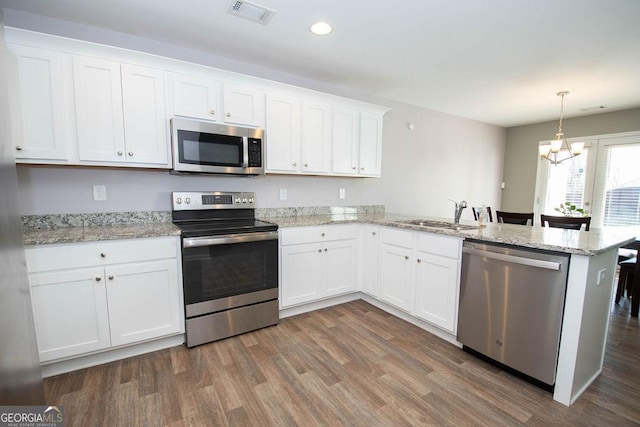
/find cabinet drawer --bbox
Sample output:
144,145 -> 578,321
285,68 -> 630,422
280,224 -> 357,246
381,227 -> 414,249
26,236 -> 177,272
416,233 -> 461,259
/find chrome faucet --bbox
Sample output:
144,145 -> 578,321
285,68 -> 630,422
450,199 -> 468,224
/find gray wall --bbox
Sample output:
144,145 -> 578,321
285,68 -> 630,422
501,107 -> 640,212
7,9 -> 506,221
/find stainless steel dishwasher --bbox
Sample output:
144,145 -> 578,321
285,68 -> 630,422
457,240 -> 569,389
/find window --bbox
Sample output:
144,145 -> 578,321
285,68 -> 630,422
534,132 -> 640,228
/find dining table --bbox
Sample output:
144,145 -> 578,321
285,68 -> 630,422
622,239 -> 640,317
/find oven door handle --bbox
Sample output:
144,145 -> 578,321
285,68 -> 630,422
183,231 -> 278,248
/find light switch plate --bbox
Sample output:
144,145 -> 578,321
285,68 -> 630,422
93,185 -> 107,201
339,188 -> 346,199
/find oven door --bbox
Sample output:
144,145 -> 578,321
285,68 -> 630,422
182,231 -> 278,318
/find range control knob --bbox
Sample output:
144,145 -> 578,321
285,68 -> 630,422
235,198 -> 241,204
248,197 -> 254,204
185,197 -> 191,204
176,198 -> 182,204
242,198 -> 248,203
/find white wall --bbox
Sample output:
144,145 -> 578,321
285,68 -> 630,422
6,9 -> 506,220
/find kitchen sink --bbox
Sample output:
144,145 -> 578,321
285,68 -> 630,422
397,219 -> 479,231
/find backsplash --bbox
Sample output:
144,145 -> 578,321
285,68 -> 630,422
22,211 -> 172,229
255,205 -> 385,218
22,205 -> 385,229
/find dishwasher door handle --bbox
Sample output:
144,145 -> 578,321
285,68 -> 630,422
462,246 -> 562,271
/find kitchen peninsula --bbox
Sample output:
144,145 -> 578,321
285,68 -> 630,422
23,209 -> 635,407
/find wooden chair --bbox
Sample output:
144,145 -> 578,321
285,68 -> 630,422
615,257 -> 636,304
540,214 -> 591,231
495,210 -> 534,226
472,206 -> 493,222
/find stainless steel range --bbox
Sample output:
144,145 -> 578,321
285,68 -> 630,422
172,191 -> 279,347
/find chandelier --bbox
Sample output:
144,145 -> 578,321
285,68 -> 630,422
538,91 -> 584,165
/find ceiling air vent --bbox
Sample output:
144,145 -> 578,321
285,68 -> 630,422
227,0 -> 277,25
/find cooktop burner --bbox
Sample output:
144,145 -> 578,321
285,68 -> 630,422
176,219 -> 278,238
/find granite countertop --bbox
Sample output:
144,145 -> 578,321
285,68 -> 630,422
23,222 -> 181,246
263,212 -> 638,256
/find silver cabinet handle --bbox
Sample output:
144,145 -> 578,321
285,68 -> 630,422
352,166 -> 356,170
108,275 -> 114,280
210,109 -> 216,115
405,256 -> 409,260
372,231 -> 377,236
15,145 -> 23,151
361,167 -> 365,171
95,277 -> 102,282
304,163 -> 308,167
318,249 -> 322,253
417,259 -> 422,263
128,151 -> 133,156
117,151 -> 123,156
226,113 -> 231,117
100,252 -> 106,258
293,162 -> 297,167
324,248 -> 328,252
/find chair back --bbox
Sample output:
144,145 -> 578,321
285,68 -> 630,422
472,206 -> 493,222
540,214 -> 591,231
495,210 -> 534,226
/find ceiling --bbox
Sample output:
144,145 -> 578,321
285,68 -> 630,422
1,0 -> 639,127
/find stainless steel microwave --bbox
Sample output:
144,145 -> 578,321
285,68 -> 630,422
171,117 -> 264,175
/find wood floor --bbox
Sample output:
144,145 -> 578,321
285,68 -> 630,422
45,299 -> 640,426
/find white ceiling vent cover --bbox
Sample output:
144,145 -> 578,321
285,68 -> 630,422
227,1 -> 277,25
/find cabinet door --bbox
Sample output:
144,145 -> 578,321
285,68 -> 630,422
379,243 -> 414,312
29,268 -> 110,362
361,226 -> 380,297
11,45 -> 70,161
413,252 -> 459,333
301,100 -> 331,174
73,56 -> 126,162
323,239 -> 357,296
332,107 -> 359,175
106,259 -> 181,347
359,111 -> 383,176
265,93 -> 301,173
173,73 -> 220,121
280,243 -> 323,307
121,64 -> 169,166
223,84 -> 265,127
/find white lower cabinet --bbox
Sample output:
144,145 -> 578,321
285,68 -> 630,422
378,228 -> 415,312
280,225 -> 357,308
360,225 -> 380,297
26,236 -> 183,363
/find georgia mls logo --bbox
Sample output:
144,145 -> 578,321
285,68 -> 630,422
0,405 -> 63,427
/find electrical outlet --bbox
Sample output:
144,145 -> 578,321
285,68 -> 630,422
596,268 -> 606,286
93,185 -> 107,201
279,188 -> 287,201
339,188 -> 346,199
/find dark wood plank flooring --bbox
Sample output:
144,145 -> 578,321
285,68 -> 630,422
44,299 -> 640,426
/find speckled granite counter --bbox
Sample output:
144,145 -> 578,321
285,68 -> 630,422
22,211 -> 180,246
263,212 -> 637,256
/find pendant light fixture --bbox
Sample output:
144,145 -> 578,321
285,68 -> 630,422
538,91 -> 584,165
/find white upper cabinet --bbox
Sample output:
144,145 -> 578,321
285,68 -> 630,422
74,56 -> 126,163
359,111 -> 384,176
11,45 -> 71,161
74,56 -> 169,167
301,100 -> 332,174
223,84 -> 265,128
332,106 -> 359,175
121,64 -> 168,165
172,73 -> 220,121
265,93 -> 301,173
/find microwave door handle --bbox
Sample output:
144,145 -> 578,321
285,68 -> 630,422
242,137 -> 249,167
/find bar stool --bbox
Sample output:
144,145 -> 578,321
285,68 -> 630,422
615,257 -> 636,304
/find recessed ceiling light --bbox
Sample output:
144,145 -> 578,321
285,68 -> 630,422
310,21 -> 332,36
